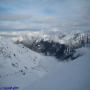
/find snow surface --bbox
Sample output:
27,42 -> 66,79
26,48 -> 90,90
0,31 -> 90,90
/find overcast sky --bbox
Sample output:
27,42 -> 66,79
0,0 -> 90,31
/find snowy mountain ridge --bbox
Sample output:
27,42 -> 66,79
0,31 -> 90,61
12,31 -> 90,60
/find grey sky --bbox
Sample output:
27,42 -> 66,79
0,0 -> 90,31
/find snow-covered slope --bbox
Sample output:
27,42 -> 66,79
0,37 -> 58,90
0,31 -> 90,90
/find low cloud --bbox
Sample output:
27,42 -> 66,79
0,15 -> 32,21
0,15 -> 59,30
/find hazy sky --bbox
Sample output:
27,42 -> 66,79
0,0 -> 90,31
